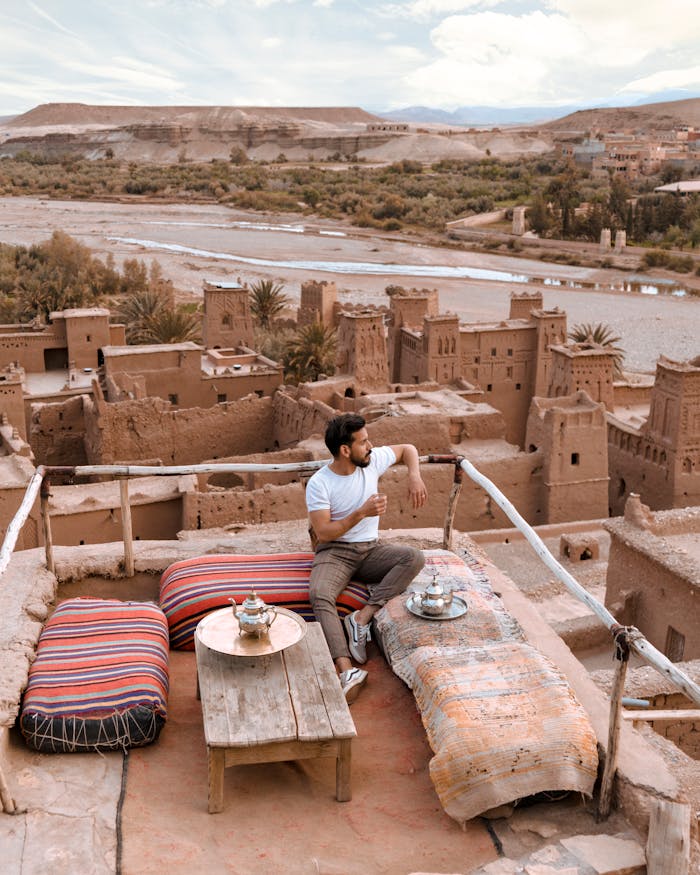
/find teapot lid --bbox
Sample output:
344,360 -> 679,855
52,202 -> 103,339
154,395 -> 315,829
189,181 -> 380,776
423,568 -> 444,596
241,588 -> 269,614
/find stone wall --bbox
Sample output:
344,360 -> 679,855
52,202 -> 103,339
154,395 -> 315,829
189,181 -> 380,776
83,393 -> 275,465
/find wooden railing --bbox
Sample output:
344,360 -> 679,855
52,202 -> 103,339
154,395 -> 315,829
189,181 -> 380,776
1,455 -> 699,827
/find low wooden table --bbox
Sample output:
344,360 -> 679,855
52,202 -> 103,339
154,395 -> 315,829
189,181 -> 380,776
195,618 -> 356,813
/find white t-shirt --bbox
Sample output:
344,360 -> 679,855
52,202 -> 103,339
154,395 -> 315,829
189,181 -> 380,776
305,446 -> 396,542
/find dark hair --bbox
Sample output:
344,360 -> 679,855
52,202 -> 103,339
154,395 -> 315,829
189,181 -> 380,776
325,413 -> 366,457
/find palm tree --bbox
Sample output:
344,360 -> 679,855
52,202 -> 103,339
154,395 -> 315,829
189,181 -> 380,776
116,290 -> 166,344
569,322 -> 625,376
115,290 -> 201,345
249,279 -> 289,330
143,307 -> 202,344
283,322 -> 336,384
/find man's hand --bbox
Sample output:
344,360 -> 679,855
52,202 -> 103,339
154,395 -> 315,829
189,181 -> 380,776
407,474 -> 428,510
361,492 -> 388,517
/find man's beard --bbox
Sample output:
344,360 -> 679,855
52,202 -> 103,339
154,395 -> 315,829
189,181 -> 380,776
350,448 -> 371,468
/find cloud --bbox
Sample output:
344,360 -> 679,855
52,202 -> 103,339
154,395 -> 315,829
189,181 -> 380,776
400,1 -> 700,106
620,65 -> 700,94
1,0 -> 698,116
404,10 -> 586,105
402,0 -> 501,16
28,1 -> 79,37
546,0 -> 700,64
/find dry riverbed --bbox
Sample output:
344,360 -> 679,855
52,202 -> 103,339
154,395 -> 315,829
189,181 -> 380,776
0,196 -> 698,372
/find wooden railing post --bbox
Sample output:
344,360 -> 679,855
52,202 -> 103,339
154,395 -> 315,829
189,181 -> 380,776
425,455 -> 463,551
597,624 -> 631,820
119,477 -> 134,577
40,475 -> 54,575
443,458 -> 464,551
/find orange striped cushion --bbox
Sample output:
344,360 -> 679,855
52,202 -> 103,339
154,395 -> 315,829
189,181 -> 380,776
20,598 -> 169,753
159,553 -> 370,650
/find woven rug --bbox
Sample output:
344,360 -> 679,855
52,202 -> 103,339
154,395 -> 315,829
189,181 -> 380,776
375,548 -> 598,823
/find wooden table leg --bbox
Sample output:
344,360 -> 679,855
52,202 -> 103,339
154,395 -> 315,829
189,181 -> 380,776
208,748 -> 225,813
336,739 -> 352,802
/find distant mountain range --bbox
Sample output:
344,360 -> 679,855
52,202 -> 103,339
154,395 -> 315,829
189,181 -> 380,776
380,89 -> 700,127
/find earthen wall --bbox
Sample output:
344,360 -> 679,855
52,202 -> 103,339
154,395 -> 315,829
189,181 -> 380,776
272,391 -> 336,449
635,690 -> 700,759
605,505 -> 700,660
83,394 -> 275,465
184,451 -> 545,534
202,283 -> 254,349
64,313 -> 112,370
0,331 -> 65,372
50,500 -> 184,546
613,382 -> 654,407
0,374 -> 27,441
459,325 -> 537,446
0,486 -> 40,549
30,395 -> 88,466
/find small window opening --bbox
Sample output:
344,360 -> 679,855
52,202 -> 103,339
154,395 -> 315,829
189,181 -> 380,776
571,452 -> 580,465
665,626 -> 685,662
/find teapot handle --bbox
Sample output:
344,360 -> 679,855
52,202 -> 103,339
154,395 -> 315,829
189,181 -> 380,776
268,605 -> 278,625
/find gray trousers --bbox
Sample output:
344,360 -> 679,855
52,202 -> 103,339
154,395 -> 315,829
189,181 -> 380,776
309,540 -> 425,661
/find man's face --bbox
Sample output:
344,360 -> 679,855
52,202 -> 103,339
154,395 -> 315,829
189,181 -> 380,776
347,427 -> 372,468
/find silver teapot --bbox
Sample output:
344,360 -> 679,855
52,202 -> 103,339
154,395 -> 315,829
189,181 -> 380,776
419,569 -> 453,616
230,590 -> 278,638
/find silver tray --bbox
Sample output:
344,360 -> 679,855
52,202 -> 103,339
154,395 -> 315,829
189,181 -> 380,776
406,593 -> 468,621
196,606 -> 307,656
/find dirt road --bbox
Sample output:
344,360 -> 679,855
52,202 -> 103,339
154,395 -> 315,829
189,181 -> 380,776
0,196 -> 697,372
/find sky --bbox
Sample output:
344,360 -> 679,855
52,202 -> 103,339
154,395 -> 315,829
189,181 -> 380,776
1,0 -> 699,117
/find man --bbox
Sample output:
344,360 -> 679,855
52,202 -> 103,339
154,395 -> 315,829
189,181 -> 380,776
305,413 -> 428,702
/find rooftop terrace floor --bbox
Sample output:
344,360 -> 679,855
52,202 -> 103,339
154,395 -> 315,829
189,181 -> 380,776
0,527 -> 673,873
4,634 -> 638,875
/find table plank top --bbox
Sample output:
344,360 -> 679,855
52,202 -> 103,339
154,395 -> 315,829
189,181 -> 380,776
196,622 -> 356,749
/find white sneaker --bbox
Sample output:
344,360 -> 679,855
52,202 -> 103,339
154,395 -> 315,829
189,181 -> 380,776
339,668 -> 367,703
344,611 -> 371,664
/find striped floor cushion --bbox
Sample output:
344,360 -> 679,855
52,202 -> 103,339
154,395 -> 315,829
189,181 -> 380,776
159,553 -> 370,650
20,598 -> 169,754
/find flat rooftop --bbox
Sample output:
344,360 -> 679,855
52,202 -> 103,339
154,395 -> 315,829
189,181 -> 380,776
23,369 -> 95,396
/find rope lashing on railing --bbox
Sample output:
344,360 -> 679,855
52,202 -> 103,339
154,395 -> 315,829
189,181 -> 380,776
611,623 -> 633,663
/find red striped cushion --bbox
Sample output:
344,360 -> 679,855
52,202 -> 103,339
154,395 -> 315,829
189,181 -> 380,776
20,598 -> 169,753
159,553 -> 370,650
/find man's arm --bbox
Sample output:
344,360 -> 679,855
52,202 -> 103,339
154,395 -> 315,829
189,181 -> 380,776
309,493 -> 386,544
390,444 -> 428,509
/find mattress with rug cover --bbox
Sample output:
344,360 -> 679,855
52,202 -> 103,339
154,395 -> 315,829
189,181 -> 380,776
20,598 -> 170,753
374,549 -> 599,823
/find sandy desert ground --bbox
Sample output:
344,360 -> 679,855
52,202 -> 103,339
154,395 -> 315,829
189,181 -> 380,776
0,196 -> 698,372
